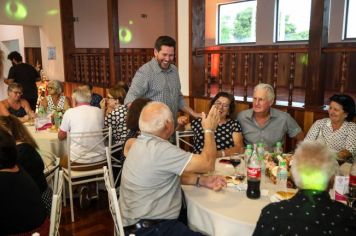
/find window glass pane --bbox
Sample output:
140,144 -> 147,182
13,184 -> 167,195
218,1 -> 257,44
276,0 -> 311,41
346,0 -> 356,38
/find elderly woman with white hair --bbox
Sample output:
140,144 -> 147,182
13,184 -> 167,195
253,141 -> 356,236
40,80 -> 70,113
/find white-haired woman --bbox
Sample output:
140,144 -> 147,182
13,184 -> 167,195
40,80 -> 70,113
253,141 -> 356,236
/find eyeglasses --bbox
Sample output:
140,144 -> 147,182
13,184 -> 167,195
214,101 -> 230,110
47,86 -> 55,90
107,96 -> 117,100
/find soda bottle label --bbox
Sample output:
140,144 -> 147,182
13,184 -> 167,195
350,175 -> 356,186
247,167 -> 261,179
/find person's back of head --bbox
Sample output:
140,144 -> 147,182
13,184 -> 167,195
0,115 -> 38,149
7,51 -> 23,62
139,101 -> 173,136
291,140 -> 338,191
72,86 -> 91,104
127,98 -> 152,132
0,127 -> 18,170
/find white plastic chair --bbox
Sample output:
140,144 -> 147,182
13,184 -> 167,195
63,127 -> 112,222
39,150 -> 60,189
175,130 -> 194,150
105,143 -> 124,188
103,166 -> 125,236
49,170 -> 64,236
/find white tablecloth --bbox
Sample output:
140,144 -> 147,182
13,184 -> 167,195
182,158 -> 351,236
182,158 -> 286,236
26,125 -> 66,158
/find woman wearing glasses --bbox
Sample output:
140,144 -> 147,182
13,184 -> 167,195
101,85 -> 128,144
305,94 -> 356,163
40,80 -> 70,113
0,83 -> 35,122
190,92 -> 244,157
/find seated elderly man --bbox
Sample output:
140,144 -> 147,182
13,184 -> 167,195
58,86 -> 105,207
237,83 -> 304,150
253,141 -> 356,236
120,101 -> 226,236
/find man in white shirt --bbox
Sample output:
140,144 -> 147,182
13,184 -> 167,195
58,86 -> 105,164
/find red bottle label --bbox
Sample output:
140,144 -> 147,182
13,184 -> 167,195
247,167 -> 261,179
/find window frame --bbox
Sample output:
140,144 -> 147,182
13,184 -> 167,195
217,0 -> 257,45
344,0 -> 356,40
274,0 -> 311,43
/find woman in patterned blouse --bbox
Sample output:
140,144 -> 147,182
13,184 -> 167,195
40,80 -> 70,113
102,85 -> 128,144
190,92 -> 244,157
305,94 -> 356,162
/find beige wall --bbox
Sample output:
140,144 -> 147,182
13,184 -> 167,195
73,0 -> 176,48
177,0 -> 189,96
23,26 -> 41,47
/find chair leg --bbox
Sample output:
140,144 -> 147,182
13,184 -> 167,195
63,179 -> 67,207
69,181 -> 75,222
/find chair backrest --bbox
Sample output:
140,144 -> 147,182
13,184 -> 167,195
39,150 -> 60,189
103,166 -> 125,236
105,143 -> 123,188
49,170 -> 64,236
66,127 -> 112,170
175,130 -> 194,150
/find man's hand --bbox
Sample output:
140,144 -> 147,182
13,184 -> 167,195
200,175 -> 227,191
201,105 -> 220,132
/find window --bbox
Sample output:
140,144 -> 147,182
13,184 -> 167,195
218,0 -> 257,44
345,0 -> 356,39
276,0 -> 311,42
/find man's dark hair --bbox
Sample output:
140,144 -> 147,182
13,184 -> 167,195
154,36 -> 176,52
7,51 -> 23,62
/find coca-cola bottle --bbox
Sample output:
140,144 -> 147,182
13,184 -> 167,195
246,148 -> 261,199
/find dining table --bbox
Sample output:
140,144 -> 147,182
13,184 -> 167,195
26,124 -> 67,158
182,157 -> 352,236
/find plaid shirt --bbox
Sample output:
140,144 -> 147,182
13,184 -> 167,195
124,58 -> 185,120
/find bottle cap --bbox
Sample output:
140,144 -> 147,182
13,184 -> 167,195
276,142 -> 282,147
257,143 -> 264,147
279,159 -> 286,167
246,144 -> 252,149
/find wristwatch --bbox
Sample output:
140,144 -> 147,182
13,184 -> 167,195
195,174 -> 201,188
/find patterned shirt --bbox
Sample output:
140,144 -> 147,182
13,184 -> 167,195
237,108 -> 302,150
124,58 -> 185,120
46,95 -> 65,113
253,190 -> 356,236
305,118 -> 356,160
191,118 -> 242,154
104,105 -> 128,144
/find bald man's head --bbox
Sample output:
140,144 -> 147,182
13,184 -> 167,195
139,102 -> 174,137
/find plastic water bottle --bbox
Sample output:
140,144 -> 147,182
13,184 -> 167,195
244,144 -> 253,162
277,159 -> 288,192
274,141 -> 283,155
257,142 -> 265,160
246,148 -> 261,199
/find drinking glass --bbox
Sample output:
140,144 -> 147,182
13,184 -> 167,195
230,154 -> 245,181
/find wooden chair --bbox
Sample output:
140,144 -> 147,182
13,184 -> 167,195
103,166 -> 125,236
